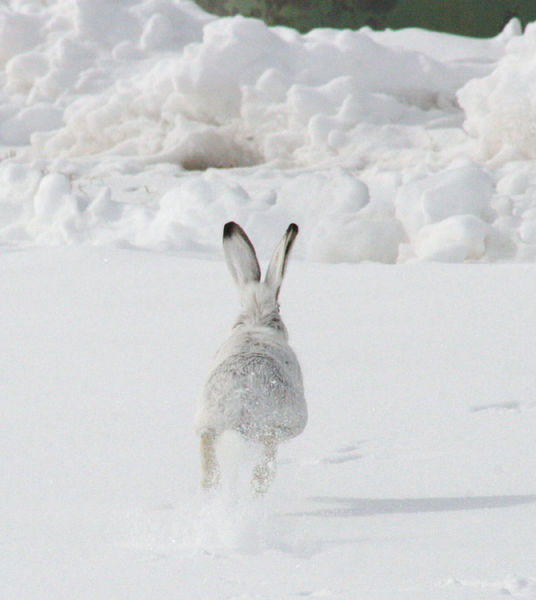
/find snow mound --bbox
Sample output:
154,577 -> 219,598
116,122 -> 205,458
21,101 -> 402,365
25,7 -> 460,167
0,2 -> 536,263
458,21 -> 536,162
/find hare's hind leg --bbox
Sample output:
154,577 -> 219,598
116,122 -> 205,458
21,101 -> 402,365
252,435 -> 277,495
200,429 -> 220,490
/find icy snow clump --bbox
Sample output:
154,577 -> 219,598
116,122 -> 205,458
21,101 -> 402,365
0,2 -> 535,262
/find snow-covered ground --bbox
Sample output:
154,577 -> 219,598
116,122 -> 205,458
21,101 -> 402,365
2,249 -> 536,599
2,1 -> 536,598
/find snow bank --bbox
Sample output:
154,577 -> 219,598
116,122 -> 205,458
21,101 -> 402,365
458,21 -> 536,162
1,1 -> 536,262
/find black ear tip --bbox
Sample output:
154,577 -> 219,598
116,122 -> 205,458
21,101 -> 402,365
288,223 -> 299,235
223,222 -> 238,238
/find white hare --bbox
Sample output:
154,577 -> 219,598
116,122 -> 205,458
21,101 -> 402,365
195,222 -> 307,494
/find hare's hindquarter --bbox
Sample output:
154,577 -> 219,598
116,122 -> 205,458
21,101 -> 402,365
199,340 -> 307,442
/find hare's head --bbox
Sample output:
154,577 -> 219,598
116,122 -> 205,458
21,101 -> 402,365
223,222 -> 298,335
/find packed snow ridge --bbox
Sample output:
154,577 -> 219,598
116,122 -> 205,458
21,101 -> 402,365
2,0 -> 536,263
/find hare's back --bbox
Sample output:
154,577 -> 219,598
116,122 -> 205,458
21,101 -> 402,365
203,350 -> 306,441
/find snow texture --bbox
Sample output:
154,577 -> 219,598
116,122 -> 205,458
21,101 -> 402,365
2,2 -> 536,599
0,1 -> 535,263
2,249 -> 536,599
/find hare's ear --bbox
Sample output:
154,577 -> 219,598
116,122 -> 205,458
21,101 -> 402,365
265,223 -> 298,298
223,222 -> 261,288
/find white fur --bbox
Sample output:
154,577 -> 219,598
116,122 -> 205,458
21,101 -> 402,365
195,222 -> 307,492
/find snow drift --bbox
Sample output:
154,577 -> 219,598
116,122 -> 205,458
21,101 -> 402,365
1,1 -> 536,263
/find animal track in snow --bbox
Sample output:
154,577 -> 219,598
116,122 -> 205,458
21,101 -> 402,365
320,442 -> 364,464
441,575 -> 536,599
470,401 -> 521,413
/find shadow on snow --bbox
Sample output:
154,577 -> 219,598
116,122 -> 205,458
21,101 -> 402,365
294,495 -> 536,518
